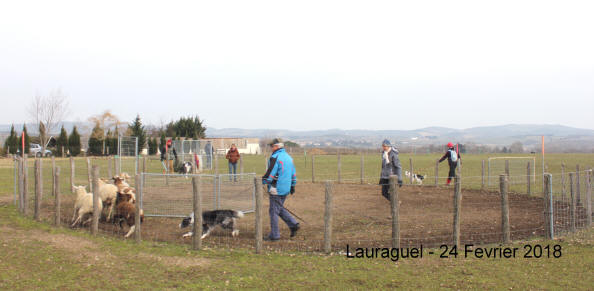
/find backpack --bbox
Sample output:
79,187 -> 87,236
449,149 -> 458,162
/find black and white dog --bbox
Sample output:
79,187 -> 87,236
404,170 -> 425,185
179,210 -> 244,239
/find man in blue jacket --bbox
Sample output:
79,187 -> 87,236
262,138 -> 299,241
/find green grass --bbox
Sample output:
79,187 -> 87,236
0,204 -> 592,290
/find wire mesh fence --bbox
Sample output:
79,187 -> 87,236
118,136 -> 138,175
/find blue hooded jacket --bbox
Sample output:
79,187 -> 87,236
262,148 -> 297,195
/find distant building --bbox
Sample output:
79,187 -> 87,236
202,138 -> 261,155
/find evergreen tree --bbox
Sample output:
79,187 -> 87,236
165,116 -> 206,139
55,125 -> 69,156
68,126 -> 81,156
88,122 -> 104,156
148,137 -> 158,155
3,124 -> 18,154
129,114 -> 147,151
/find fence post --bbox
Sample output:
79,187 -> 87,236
409,158 -> 414,184
62,146 -> 65,158
23,155 -> 28,215
360,154 -> 364,184
192,176 -> 203,250
337,153 -> 341,184
481,160 -> 485,190
18,157 -> 24,213
16,157 -> 21,209
434,159 -> 439,186
239,155 -> 244,174
34,159 -> 41,221
142,156 -> 147,173
576,165 -> 581,205
91,165 -> 100,235
544,174 -> 553,239
505,159 -> 510,176
389,175 -> 400,249
254,177 -> 263,254
311,155 -> 316,183
51,156 -> 55,196
453,174 -> 461,249
527,162 -> 531,195
586,170 -> 592,228
569,173 -> 576,232
500,174 -> 510,244
87,158 -> 92,193
561,163 -> 566,199
324,181 -> 333,254
69,157 -> 75,193
107,156 -> 113,178
214,154 -> 219,175
135,173 -> 142,243
54,167 -> 61,226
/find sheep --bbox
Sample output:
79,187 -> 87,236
113,191 -> 144,238
96,174 -> 134,222
70,185 -> 103,228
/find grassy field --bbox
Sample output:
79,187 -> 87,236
0,153 -> 593,289
0,203 -> 592,289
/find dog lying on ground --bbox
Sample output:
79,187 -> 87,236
179,210 -> 244,239
404,170 -> 425,185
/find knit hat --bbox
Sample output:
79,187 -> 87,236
382,139 -> 392,147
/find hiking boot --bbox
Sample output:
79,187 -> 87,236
264,236 -> 280,242
290,223 -> 300,238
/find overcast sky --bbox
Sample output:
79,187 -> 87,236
0,0 -> 592,131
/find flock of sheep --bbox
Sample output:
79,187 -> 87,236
70,173 -> 143,238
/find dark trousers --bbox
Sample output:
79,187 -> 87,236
379,178 -> 390,201
269,195 -> 298,239
448,162 -> 457,180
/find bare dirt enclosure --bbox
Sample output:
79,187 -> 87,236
32,182 -> 588,253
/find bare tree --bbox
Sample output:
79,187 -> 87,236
28,89 -> 70,154
88,110 -> 124,154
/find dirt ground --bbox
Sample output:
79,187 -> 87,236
31,182 -> 589,252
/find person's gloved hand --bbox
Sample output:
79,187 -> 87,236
398,180 -> 403,188
290,186 -> 295,194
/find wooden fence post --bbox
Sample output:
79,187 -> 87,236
576,165 -> 581,205
500,174 -> 510,244
87,158 -> 92,193
51,156 -> 55,196
586,170 -> 592,228
54,167 -> 61,226
435,159 -> 439,186
70,157 -> 75,193
527,162 -> 531,195
239,155 -> 244,174
135,173 -> 142,243
34,159 -> 41,221
569,173 -> 576,232
481,160 -> 485,190
91,165 -> 100,235
142,156 -> 147,173
389,175 -> 400,249
214,154 -> 219,175
324,181 -> 333,254
108,156 -> 113,178
561,163 -> 566,199
18,157 -> 24,213
544,174 -> 553,239
311,155 -> 316,183
505,159 -> 510,177
453,174 -> 461,249
337,153 -> 341,184
360,154 -> 364,184
62,146 -> 65,158
254,177 -> 263,254
192,176 -> 203,250
409,158 -> 414,184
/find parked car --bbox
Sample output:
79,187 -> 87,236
30,143 -> 52,157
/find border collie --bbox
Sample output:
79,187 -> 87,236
404,170 -> 425,185
179,210 -> 244,239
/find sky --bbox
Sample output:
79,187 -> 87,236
0,0 -> 593,131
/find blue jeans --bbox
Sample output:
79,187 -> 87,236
268,194 -> 298,239
228,162 -> 237,181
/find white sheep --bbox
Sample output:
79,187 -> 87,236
96,174 -> 134,222
70,185 -> 103,228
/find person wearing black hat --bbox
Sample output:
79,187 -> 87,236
379,139 -> 403,200
261,138 -> 299,241
439,142 -> 460,185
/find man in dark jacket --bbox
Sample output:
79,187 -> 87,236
379,139 -> 403,200
439,142 -> 461,185
225,144 -> 240,181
